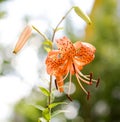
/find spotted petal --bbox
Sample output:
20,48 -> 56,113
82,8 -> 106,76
74,41 -> 96,68
45,50 -> 69,76
56,36 -> 76,57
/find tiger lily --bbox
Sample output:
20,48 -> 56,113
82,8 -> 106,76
45,36 -> 99,100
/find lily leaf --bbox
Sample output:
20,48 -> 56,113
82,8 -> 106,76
43,40 -> 52,52
38,117 -> 47,122
48,102 -> 67,109
43,40 -> 52,47
55,27 -> 64,32
32,104 -> 45,111
73,6 -> 92,25
42,108 -> 51,121
39,86 -> 50,96
43,46 -> 51,52
52,110 -> 69,117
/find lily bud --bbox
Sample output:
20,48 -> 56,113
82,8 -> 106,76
13,25 -> 32,54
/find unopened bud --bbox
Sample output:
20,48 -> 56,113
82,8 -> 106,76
13,25 -> 32,54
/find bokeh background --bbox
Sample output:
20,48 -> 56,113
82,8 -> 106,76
0,0 -> 120,122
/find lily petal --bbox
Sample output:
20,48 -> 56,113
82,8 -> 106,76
56,36 -> 76,57
46,50 -> 68,76
56,76 -> 64,92
74,41 -> 96,65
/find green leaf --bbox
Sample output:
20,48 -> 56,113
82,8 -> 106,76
32,104 -> 45,111
43,40 -> 52,52
48,102 -> 67,109
38,117 -> 47,122
43,46 -> 51,52
55,27 -> 64,32
39,86 -> 50,96
73,6 -> 92,25
51,110 -> 69,117
43,40 -> 52,47
42,108 -> 51,121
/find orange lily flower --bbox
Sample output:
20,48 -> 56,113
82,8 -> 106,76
46,36 -> 99,99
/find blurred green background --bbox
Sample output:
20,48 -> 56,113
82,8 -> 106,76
0,0 -> 120,122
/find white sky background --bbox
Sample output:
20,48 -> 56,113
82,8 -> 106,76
0,0 -> 94,121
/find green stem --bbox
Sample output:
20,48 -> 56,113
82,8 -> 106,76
48,76 -> 52,122
51,7 -> 73,42
48,75 -> 52,105
47,7 -> 74,121
32,25 -> 48,41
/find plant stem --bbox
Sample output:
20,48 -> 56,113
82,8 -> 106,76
47,75 -> 52,122
51,7 -> 73,42
47,7 -> 74,121
48,75 -> 52,105
32,25 -> 48,40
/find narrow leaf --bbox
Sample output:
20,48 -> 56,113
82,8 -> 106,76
52,110 -> 69,117
38,117 -> 47,122
32,104 -> 45,111
39,86 -> 50,96
49,102 -> 67,109
73,6 -> 92,25
42,108 -> 51,121
43,46 -> 51,52
43,40 -> 52,52
56,27 -> 64,32
43,40 -> 52,47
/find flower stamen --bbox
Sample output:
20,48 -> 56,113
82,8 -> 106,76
76,69 -> 93,84
72,63 -> 76,74
78,70 -> 100,86
96,77 -> 100,87
77,75 -> 92,85
55,79 -> 58,90
90,72 -> 93,83
62,71 -> 69,81
73,62 -> 91,99
78,71 -> 91,81
68,73 -> 72,95
87,91 -> 90,100
66,94 -> 72,101
76,74 -> 88,95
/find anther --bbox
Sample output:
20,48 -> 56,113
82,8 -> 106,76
87,91 -> 90,100
72,63 -> 76,74
66,94 -> 72,101
96,77 -> 100,87
54,79 -> 58,90
90,72 -> 93,84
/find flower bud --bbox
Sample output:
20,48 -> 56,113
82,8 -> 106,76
13,25 -> 32,54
